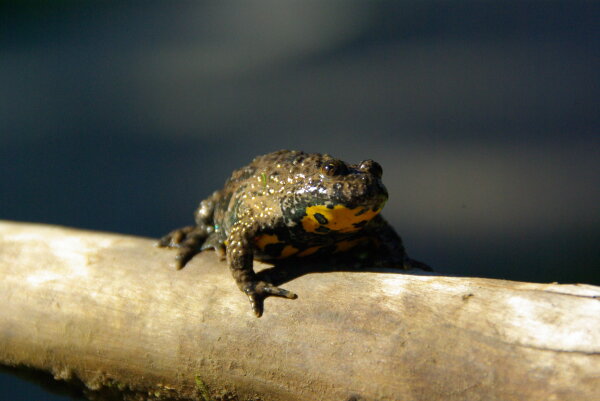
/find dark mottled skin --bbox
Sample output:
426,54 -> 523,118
158,150 -> 430,316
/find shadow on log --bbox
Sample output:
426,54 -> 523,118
0,221 -> 598,400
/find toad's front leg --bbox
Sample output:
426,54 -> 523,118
227,222 -> 297,317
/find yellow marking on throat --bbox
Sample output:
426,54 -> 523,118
301,204 -> 382,234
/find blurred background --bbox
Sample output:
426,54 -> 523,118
1,1 -> 598,399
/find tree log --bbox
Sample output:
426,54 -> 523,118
0,220 -> 598,401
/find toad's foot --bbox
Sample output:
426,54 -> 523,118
157,226 -> 207,269
243,281 -> 297,317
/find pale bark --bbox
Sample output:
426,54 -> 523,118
0,220 -> 598,401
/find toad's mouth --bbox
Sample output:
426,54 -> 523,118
301,202 -> 384,234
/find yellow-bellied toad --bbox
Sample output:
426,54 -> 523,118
158,150 -> 430,316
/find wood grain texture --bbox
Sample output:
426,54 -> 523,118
0,221 -> 598,401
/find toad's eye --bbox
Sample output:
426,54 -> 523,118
321,160 -> 348,176
358,160 -> 382,179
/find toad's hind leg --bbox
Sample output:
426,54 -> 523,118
157,191 -> 223,269
367,215 -> 433,272
403,257 -> 433,272
157,224 -> 213,269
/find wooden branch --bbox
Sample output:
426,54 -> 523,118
0,221 -> 598,401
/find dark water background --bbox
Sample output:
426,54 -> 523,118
1,1 -> 598,399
